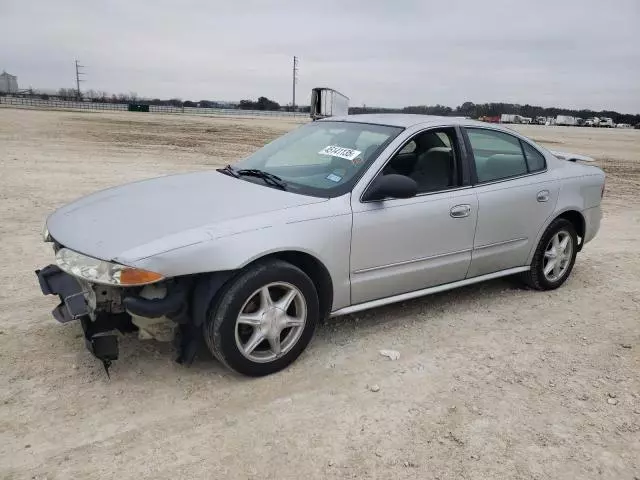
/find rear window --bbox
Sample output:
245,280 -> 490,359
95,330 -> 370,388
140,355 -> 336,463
466,128 -> 546,183
521,141 -> 546,172
466,129 -> 528,182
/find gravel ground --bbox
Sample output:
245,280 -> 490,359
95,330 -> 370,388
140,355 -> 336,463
0,109 -> 638,480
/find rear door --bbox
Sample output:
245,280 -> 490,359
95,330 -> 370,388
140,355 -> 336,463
463,127 -> 559,277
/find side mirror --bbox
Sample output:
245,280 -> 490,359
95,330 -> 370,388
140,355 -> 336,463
363,174 -> 418,201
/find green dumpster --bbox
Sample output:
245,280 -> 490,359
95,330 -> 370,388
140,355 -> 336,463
128,104 -> 149,112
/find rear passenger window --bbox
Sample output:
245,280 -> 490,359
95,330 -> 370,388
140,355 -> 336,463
521,141 -> 546,172
466,129 -> 528,183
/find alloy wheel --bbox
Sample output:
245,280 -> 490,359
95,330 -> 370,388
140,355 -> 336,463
234,282 -> 307,363
543,230 -> 573,282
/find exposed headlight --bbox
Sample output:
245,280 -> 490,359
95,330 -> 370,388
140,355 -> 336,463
42,223 -> 52,243
55,248 -> 164,286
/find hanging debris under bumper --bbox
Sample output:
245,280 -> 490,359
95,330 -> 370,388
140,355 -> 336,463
34,265 -> 199,373
36,265 -> 129,372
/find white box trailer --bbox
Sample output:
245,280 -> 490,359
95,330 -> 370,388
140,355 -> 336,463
310,87 -> 349,120
500,114 -> 520,123
556,115 -> 579,126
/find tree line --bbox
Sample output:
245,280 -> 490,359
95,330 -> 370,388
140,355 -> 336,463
50,89 -> 285,111
349,101 -> 640,125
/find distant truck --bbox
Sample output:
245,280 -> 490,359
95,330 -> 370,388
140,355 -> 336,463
556,115 -> 579,126
599,117 -> 615,128
584,117 -> 600,127
310,87 -> 349,120
479,115 -> 501,123
500,114 -> 522,123
536,116 -> 556,126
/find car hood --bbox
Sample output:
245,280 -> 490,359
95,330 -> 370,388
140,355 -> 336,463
47,171 -> 326,261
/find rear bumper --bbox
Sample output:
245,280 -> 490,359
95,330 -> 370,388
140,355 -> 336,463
583,205 -> 602,245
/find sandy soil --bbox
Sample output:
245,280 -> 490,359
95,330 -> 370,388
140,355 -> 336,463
0,109 -> 638,480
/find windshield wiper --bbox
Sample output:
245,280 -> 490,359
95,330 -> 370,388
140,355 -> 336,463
236,169 -> 287,190
216,164 -> 240,178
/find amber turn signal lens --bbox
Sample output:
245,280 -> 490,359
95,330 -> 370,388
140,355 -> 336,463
119,267 -> 164,285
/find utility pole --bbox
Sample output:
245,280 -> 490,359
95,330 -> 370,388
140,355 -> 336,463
292,56 -> 298,112
75,59 -> 85,100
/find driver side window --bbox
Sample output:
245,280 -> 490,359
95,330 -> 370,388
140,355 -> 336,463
382,129 -> 459,193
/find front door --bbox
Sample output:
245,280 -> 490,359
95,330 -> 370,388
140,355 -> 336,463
349,128 -> 478,305
463,127 -> 559,277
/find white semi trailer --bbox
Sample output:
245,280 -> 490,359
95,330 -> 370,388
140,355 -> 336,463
556,115 -> 579,126
310,87 -> 349,120
500,114 -> 521,123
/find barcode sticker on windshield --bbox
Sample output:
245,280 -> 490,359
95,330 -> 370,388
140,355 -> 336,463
318,145 -> 362,161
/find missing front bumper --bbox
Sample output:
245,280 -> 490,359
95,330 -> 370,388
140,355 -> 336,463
36,265 -> 124,369
35,265 -> 197,371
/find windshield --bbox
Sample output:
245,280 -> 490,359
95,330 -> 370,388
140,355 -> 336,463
232,121 -> 403,197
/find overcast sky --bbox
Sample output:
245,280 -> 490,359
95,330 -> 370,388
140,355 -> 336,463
2,0 -> 639,112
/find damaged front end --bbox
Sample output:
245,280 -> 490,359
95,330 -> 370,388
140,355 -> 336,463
35,245 -> 194,374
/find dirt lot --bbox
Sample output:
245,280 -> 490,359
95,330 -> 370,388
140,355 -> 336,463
0,108 -> 638,480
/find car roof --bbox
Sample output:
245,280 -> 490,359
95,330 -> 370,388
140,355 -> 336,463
321,113 -> 498,130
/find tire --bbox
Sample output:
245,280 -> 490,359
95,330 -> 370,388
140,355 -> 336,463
203,259 -> 319,376
521,218 -> 578,290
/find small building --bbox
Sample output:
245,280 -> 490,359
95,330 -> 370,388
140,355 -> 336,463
0,71 -> 19,93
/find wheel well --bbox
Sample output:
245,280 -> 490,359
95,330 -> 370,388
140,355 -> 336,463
557,210 -> 585,247
262,251 -> 334,318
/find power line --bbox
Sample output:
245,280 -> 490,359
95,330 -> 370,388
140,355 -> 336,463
75,59 -> 85,99
292,56 -> 298,112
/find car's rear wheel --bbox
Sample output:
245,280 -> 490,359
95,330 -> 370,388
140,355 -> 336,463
521,218 -> 578,290
204,259 -> 319,376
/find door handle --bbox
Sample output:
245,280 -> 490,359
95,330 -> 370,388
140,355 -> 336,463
537,190 -> 550,202
450,204 -> 471,218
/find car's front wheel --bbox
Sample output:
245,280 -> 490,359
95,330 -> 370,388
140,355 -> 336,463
204,259 -> 319,376
521,218 -> 578,290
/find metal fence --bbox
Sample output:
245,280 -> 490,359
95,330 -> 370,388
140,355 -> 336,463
0,96 -> 309,118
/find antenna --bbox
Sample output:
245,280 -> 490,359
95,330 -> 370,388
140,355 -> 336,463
292,56 -> 298,112
75,59 -> 85,99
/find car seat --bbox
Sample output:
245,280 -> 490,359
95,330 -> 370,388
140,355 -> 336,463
409,147 -> 454,192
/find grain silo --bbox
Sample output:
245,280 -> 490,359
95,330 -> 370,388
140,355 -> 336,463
0,71 -> 19,93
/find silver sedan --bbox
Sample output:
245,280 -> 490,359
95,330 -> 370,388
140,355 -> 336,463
37,114 -> 605,376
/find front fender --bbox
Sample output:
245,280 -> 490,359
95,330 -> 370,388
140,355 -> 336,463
127,206 -> 353,311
